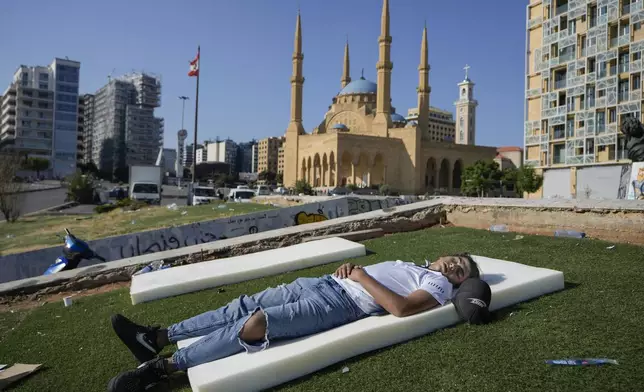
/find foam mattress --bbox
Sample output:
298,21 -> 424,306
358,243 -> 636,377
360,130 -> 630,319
130,237 -> 366,304
176,255 -> 565,392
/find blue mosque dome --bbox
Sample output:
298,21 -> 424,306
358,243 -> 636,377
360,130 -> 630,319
338,77 -> 377,96
332,123 -> 349,130
390,113 -> 407,124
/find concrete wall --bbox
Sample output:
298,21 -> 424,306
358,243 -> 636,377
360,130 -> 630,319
543,168 -> 572,198
540,163 -> 633,200
0,196 -> 415,284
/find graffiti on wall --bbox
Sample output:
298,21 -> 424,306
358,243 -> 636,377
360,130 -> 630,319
0,196 -> 421,284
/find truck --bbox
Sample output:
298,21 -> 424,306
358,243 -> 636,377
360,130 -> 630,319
129,165 -> 163,204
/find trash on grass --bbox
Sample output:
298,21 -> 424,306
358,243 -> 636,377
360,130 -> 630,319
0,364 -> 42,389
63,296 -> 73,307
554,230 -> 586,239
342,366 -> 350,374
5,234 -> 14,239
489,224 -> 509,233
181,211 -> 188,216
167,203 -> 179,211
217,204 -> 227,209
606,245 -> 616,250
0,364 -> 7,372
545,358 -> 618,366
514,235 -> 524,240
131,220 -> 136,225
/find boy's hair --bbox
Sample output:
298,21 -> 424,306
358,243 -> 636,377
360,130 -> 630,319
454,253 -> 480,279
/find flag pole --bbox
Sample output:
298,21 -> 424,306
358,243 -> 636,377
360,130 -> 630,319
191,45 -> 200,183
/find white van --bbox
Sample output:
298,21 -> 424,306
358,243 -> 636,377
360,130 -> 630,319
256,185 -> 270,196
192,186 -> 218,205
227,189 -> 256,203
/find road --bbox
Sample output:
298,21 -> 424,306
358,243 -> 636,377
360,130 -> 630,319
20,187 -> 68,215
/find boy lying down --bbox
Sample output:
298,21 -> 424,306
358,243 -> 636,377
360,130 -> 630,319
108,254 -> 481,392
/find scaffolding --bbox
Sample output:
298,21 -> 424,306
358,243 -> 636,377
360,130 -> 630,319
526,0 -> 643,167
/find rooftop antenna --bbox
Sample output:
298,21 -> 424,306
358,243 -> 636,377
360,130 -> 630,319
107,68 -> 116,82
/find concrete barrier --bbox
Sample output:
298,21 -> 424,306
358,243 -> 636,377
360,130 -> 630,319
0,196 -> 414,284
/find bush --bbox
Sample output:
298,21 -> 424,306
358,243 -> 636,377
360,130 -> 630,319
94,204 -> 117,214
295,180 -> 314,195
379,184 -> 391,196
346,183 -> 358,192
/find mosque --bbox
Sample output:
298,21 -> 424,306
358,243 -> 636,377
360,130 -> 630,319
283,0 -> 500,194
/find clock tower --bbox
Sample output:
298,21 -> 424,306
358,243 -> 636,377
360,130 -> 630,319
454,64 -> 478,145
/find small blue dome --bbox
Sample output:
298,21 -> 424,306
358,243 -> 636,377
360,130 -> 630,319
391,113 -> 407,123
332,123 -> 348,130
339,78 -> 377,96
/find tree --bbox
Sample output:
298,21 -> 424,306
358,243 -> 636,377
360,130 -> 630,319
515,165 -> 543,196
295,180 -> 314,195
23,157 -> 50,178
258,171 -> 268,181
0,152 -> 24,222
460,160 -> 502,197
66,171 -> 96,204
276,172 -> 283,185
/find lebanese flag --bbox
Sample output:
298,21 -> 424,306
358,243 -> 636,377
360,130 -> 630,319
188,48 -> 200,77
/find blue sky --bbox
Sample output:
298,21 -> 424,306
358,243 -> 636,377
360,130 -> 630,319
0,0 -> 527,149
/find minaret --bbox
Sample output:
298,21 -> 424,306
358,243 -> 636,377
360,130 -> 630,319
417,23 -> 431,136
284,11 -> 305,187
341,38 -> 351,89
372,0 -> 393,135
454,64 -> 479,145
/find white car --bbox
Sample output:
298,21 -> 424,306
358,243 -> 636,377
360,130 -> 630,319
228,189 -> 256,203
256,185 -> 271,196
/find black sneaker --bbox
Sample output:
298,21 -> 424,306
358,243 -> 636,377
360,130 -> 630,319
107,357 -> 167,392
111,314 -> 161,364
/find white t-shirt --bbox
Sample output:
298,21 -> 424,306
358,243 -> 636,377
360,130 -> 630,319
331,260 -> 453,315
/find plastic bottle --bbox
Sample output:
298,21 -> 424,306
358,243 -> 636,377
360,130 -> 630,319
489,224 -> 509,233
545,358 -> 618,366
554,230 -> 586,239
134,260 -> 165,275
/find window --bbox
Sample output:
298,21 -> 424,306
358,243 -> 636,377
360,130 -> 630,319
38,92 -> 48,99
39,74 -> 48,81
609,108 -> 617,123
633,74 -> 641,90
634,52 -> 642,61
636,22 -> 642,31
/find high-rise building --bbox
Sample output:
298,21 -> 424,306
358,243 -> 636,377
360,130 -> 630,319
405,107 -> 456,142
251,144 -> 259,173
163,148 -> 177,174
91,73 -> 163,177
183,143 -> 202,168
525,0 -> 635,168
236,140 -> 256,173
257,136 -> 283,174
80,94 -> 95,165
77,95 -> 86,165
0,58 -> 81,178
205,138 -> 237,166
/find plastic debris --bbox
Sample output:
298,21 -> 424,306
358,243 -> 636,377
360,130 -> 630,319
489,224 -> 509,233
514,235 -> 524,240
606,245 -> 616,250
545,358 -> 618,366
554,230 -> 586,239
217,204 -> 227,209
5,234 -> 14,239
167,203 -> 179,211
131,220 -> 136,225
181,211 -> 188,216
133,260 -> 169,275
342,366 -> 350,374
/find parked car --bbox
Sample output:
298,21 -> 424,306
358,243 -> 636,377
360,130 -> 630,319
227,189 -> 256,203
329,187 -> 350,196
256,185 -> 271,196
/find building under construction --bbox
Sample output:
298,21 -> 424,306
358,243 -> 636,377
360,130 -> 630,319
90,72 -> 163,178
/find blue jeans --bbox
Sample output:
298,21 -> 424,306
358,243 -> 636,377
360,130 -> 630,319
168,275 -> 368,370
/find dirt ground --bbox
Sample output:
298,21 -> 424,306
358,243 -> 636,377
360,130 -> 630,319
0,281 -> 131,313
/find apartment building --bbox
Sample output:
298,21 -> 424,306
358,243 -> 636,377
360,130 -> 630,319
405,107 -> 457,142
205,138 -> 237,165
80,94 -> 95,165
524,0 -> 641,168
257,136 -> 283,174
236,140 -> 256,173
277,144 -> 285,175
91,73 -> 163,176
251,144 -> 259,173
0,58 -> 81,177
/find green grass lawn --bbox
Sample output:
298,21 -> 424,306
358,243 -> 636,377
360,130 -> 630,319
0,202 -> 274,256
1,227 -> 643,392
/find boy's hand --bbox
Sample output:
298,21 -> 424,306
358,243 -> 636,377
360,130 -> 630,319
348,266 -> 366,282
333,263 -> 362,279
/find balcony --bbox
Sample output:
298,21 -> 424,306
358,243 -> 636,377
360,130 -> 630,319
587,98 -> 596,108
623,3 -> 631,15
619,91 -> 630,101
619,62 -> 630,73
557,3 -> 569,15
610,37 -> 618,47
553,129 -> 566,139
597,123 -> 606,133
610,65 -> 617,75
555,79 -> 568,89
553,154 -> 566,164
